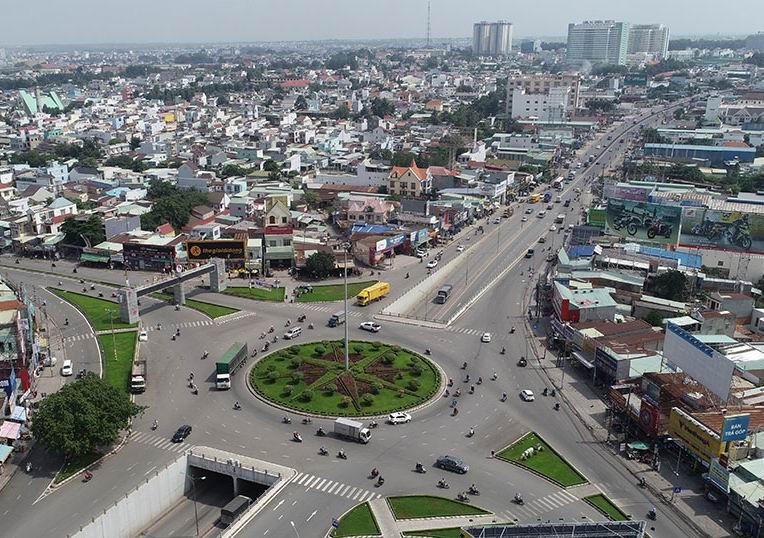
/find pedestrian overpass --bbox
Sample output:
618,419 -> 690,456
117,258 -> 227,323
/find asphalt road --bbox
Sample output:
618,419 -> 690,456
0,99 -> 704,538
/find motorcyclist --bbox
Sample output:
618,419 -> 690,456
319,446 -> 327,455
152,419 -> 158,429
468,427 -> 474,437
501,392 -> 507,401
234,401 -> 241,410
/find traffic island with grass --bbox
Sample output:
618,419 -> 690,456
98,331 -> 138,394
294,280 -> 377,303
50,288 -> 137,330
388,495 -> 490,519
249,340 -> 441,416
583,494 -> 630,521
331,502 -> 380,537
497,432 -> 588,487
404,529 -> 466,538
150,291 -> 239,319
219,286 -> 285,302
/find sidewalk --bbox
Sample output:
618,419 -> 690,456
528,317 -> 735,538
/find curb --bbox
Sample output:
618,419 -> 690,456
324,501 -> 382,538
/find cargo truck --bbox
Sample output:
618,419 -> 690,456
334,417 -> 372,443
130,359 -> 147,393
328,310 -> 346,327
356,282 -> 390,306
216,342 -> 248,390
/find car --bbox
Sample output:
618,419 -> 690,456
61,359 -> 73,377
360,321 -> 381,333
525,208 -> 533,214
525,248 -> 535,258
138,330 -> 148,342
550,225 -> 557,232
284,326 -> 303,339
388,412 -> 412,425
520,389 -> 535,402
435,455 -> 469,474
415,249 -> 427,258
172,424 -> 192,443
426,260 -> 438,269
493,218 -> 501,224
456,245 -> 464,253
546,204 -> 553,210
521,216 -> 528,222
481,332 -> 492,343
538,236 -> 546,243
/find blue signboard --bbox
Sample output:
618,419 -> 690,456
721,414 -> 750,442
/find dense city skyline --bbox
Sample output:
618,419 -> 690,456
1,0 -> 762,46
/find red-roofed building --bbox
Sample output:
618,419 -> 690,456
388,160 -> 432,199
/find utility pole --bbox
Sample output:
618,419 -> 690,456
342,242 -> 350,371
108,309 -> 116,362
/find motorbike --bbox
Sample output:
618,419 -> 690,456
468,485 -> 480,496
500,348 -> 506,355
646,218 -> 673,240
319,447 -> 328,456
260,333 -> 266,339
308,323 -> 314,329
425,348 -> 431,355
263,343 -> 270,352
466,428 -> 474,438
647,508 -> 657,521
510,326 -> 515,334
415,463 -> 426,474
282,416 -> 292,424
461,361 -> 468,370
293,432 -> 303,442
83,470 -> 93,482
302,417 -> 312,425
233,402 -> 241,410
316,427 -> 326,437
512,494 -> 524,505
25,462 -> 32,473
447,378 -> 453,387
369,421 -> 378,429
370,468 -> 379,478
457,492 -> 469,502
454,389 -> 461,397
376,476 -> 385,487
272,336 -> 278,343
500,393 -> 507,402
202,351 -> 209,359
638,477 -> 647,488
468,385 -> 475,394
152,420 -> 158,430
268,326 -> 274,333
437,480 -> 449,489
551,389 -> 556,397
543,388 -> 548,396
477,377 -> 482,385
554,403 -> 560,411
337,451 -> 347,460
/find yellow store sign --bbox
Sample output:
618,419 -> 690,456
667,408 -> 723,465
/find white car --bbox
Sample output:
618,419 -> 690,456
521,216 -> 528,222
138,330 -> 148,342
456,245 -> 465,253
550,225 -> 557,232
426,260 -> 438,269
61,359 -> 73,377
481,332 -> 492,343
388,412 -> 412,425
360,321 -> 381,333
284,326 -> 302,339
520,389 -> 535,402
493,218 -> 501,224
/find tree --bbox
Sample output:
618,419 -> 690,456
262,160 -> 280,172
140,180 -> 209,231
333,104 -> 350,120
643,310 -> 665,327
302,190 -> 319,209
294,95 -> 308,110
369,148 -> 392,161
369,97 -> 394,118
220,164 -> 247,178
651,270 -> 688,301
642,128 -> 668,144
129,136 -> 141,150
31,374 -> 143,457
304,251 -> 336,279
61,215 -> 105,247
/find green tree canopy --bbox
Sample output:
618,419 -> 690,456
333,103 -> 350,120
302,190 -> 319,209
304,251 -> 337,279
220,164 -> 248,178
651,270 -> 688,301
370,97 -> 395,117
140,181 -> 210,231
61,215 -> 105,247
104,155 -> 147,172
31,374 -> 143,457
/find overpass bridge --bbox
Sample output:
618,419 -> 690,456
118,258 -> 227,323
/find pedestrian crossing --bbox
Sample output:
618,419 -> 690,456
292,303 -> 364,319
129,431 -> 189,454
56,333 -> 95,344
216,311 -> 256,325
144,320 -> 215,332
499,489 -> 579,521
292,472 -> 382,502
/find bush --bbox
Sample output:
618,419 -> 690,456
395,372 -> 403,380
300,389 -> 314,402
370,382 -> 382,395
323,383 -> 337,395
266,370 -> 279,383
265,363 -> 276,372
339,396 -> 351,408
360,394 -> 374,406
407,379 -> 421,391
282,385 -> 293,396
382,352 -> 396,365
411,364 -> 423,376
290,371 -> 304,385
352,345 -> 363,354
289,358 -> 303,369
288,347 -> 299,356
314,346 -> 326,356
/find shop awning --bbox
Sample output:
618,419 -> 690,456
627,441 -> 651,451
9,407 -> 26,423
0,421 -> 21,440
80,253 -> 110,263
572,351 -> 594,369
0,445 -> 12,464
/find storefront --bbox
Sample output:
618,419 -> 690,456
123,242 -> 179,272
667,408 -> 723,468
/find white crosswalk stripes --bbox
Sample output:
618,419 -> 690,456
293,472 -> 381,501
129,431 -> 188,453
502,489 -> 580,520
216,311 -> 256,324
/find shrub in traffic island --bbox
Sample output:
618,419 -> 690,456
289,358 -> 303,369
370,382 -> 382,395
382,352 -> 396,365
300,389 -> 314,402
314,346 -> 326,357
290,372 -> 304,384
360,394 -> 374,407
323,384 -> 337,396
407,379 -> 421,391
266,370 -> 279,383
282,385 -> 294,397
339,396 -> 352,408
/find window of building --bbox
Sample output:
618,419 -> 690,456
281,217 -> 288,224
717,261 -> 724,266
269,216 -> 276,224
283,239 -> 291,246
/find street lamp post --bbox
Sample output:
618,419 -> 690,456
342,242 -> 350,371
190,474 -> 207,537
290,520 -> 301,538
107,308 -> 116,362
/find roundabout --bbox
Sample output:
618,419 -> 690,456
249,339 -> 441,417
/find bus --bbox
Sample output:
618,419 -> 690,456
529,193 -> 542,203
552,177 -> 564,190
436,284 -> 454,304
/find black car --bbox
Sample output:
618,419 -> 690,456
172,425 -> 192,443
435,455 -> 469,474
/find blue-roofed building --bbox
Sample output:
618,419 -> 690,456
638,245 -> 702,269
349,224 -> 395,235
568,245 -> 597,258
644,143 -> 756,166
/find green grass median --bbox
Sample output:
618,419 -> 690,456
332,502 -> 380,537
497,432 -> 587,487
388,495 -> 489,520
583,494 -> 630,521
295,281 -> 377,302
150,292 -> 239,319
54,451 -> 101,484
50,289 -> 136,330
404,528 -> 465,538
98,331 -> 137,393
220,286 -> 285,302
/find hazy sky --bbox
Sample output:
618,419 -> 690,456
2,0 -> 762,46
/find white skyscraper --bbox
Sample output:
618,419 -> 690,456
567,20 -> 630,65
628,24 -> 670,58
472,21 -> 513,56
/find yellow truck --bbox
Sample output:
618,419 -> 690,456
356,282 -> 391,306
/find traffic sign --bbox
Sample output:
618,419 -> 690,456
332,518 -> 340,528
673,486 -> 681,494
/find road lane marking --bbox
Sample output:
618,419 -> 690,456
346,487 -> 357,498
321,480 -> 333,492
272,499 -> 284,511
315,478 -> 326,490
306,510 -> 317,522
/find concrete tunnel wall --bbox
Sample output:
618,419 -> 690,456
382,254 -> 464,318
71,455 -> 188,538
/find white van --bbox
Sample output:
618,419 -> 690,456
61,359 -> 73,376
284,326 -> 302,340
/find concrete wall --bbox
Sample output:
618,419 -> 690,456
382,256 -> 463,320
72,455 -> 188,538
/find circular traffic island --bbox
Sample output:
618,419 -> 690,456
249,340 -> 441,417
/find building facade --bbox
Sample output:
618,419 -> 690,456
510,86 -> 570,121
472,21 -> 513,56
505,74 -> 581,117
567,20 -> 630,65
627,24 -> 670,58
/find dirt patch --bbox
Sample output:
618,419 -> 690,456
366,364 -> 401,383
298,363 -> 328,385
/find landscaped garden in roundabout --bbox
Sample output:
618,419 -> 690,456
249,340 -> 441,416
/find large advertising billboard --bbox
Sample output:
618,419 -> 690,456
605,199 -> 681,245
679,207 -> 764,253
186,239 -> 246,260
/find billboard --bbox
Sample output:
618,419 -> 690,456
603,182 -> 650,202
587,207 -> 607,228
721,414 -> 750,442
679,207 -> 764,254
605,199 -> 681,245
186,239 -> 246,260
668,408 -> 723,466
